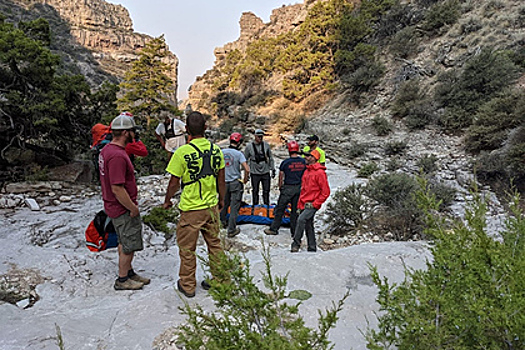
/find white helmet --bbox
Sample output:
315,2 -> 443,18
111,114 -> 136,130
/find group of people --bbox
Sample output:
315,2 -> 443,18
98,111 -> 330,294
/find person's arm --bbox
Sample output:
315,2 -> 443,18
155,132 -> 166,149
217,168 -> 226,211
267,142 -> 275,174
163,175 -> 180,209
241,161 -> 250,184
111,184 -> 139,217
278,170 -> 284,188
125,140 -> 148,157
312,172 -> 331,209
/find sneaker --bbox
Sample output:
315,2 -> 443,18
264,229 -> 277,235
114,278 -> 143,291
291,246 -> 299,253
201,280 -> 211,290
129,273 -> 151,285
177,280 -> 195,298
227,228 -> 241,238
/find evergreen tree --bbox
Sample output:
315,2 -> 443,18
0,15 -> 116,181
117,35 -> 177,124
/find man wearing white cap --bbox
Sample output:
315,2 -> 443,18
99,114 -> 150,290
244,129 -> 275,207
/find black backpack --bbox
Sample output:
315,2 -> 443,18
181,142 -> 219,199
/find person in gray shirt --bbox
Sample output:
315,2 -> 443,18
244,129 -> 275,207
220,132 -> 250,237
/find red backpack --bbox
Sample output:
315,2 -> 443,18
85,210 -> 118,252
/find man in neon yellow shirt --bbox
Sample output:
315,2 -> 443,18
302,135 -> 326,165
163,111 -> 226,298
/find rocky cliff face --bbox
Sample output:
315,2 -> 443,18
3,0 -> 178,98
187,2 -> 311,110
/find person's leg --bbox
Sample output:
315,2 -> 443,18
292,209 -> 308,249
176,210 -> 202,293
261,173 -> 271,206
270,185 -> 293,233
251,174 -> 261,206
201,206 -> 226,281
289,186 -> 301,237
304,208 -> 318,251
118,245 -> 134,278
228,181 -> 243,233
220,182 -> 232,228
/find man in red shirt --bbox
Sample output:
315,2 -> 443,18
99,114 -> 150,290
291,149 -> 330,253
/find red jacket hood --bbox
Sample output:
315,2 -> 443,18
298,163 -> 330,210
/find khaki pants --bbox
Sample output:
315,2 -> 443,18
177,206 -> 223,293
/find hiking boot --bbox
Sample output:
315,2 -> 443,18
307,248 -> 317,252
201,280 -> 211,290
264,229 -> 277,235
291,246 -> 300,253
114,278 -> 143,291
129,273 -> 150,285
177,280 -> 195,298
227,228 -> 241,238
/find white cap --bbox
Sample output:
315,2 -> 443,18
254,129 -> 265,136
111,115 -> 136,130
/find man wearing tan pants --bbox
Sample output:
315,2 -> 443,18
163,111 -> 226,298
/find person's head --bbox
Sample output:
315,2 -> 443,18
254,129 -> 265,143
307,135 -> 319,148
229,132 -> 243,149
111,114 -> 136,144
186,111 -> 206,137
303,149 -> 320,165
287,140 -> 300,155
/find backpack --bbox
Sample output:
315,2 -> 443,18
181,142 -> 219,199
251,142 -> 267,163
90,124 -> 112,175
85,210 -> 118,252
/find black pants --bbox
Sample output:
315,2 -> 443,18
292,207 -> 318,251
250,173 -> 270,206
220,180 -> 243,234
270,184 -> 301,236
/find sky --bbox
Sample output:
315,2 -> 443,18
107,0 -> 301,100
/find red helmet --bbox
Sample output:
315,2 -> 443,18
287,140 -> 300,153
230,132 -> 243,143
120,111 -> 133,117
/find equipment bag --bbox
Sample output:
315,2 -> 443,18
85,210 -> 118,252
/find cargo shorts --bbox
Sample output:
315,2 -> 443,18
111,212 -> 144,254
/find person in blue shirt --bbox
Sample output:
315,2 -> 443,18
264,140 -> 306,237
220,132 -> 250,237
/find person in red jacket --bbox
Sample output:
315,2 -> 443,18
291,149 -> 330,253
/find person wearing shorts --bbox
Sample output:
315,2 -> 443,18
99,114 -> 150,291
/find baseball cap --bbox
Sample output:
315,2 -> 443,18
304,149 -> 321,160
254,129 -> 265,136
111,114 -> 136,130
307,135 -> 319,141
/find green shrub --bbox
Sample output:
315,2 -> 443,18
143,206 -> 179,237
416,154 -> 438,174
358,162 -> 380,178
384,140 -> 407,156
392,79 -> 433,129
371,116 -> 393,136
346,142 -> 368,159
366,173 -> 423,240
427,179 -> 456,210
325,183 -> 368,235
345,60 -> 385,93
465,90 -> 525,153
386,157 -> 402,171
175,245 -> 348,349
404,104 -> 435,130
366,188 -> 525,350
389,26 -> 420,58
435,49 -> 520,131
422,0 -> 460,33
